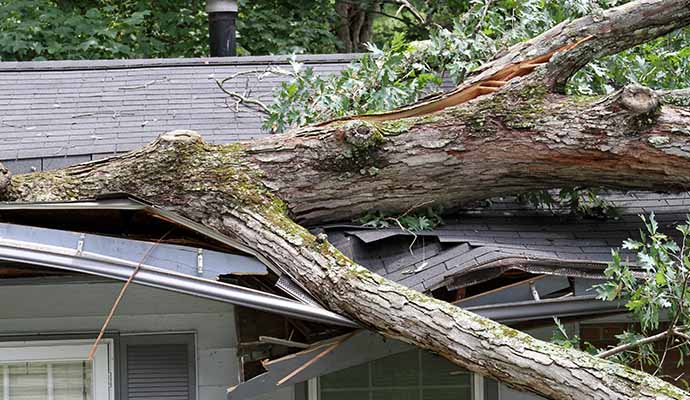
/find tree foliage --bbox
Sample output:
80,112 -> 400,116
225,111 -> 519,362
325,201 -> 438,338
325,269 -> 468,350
595,214 -> 690,381
0,0 -> 342,60
266,0 -> 689,131
236,0 -> 340,55
0,0 -> 208,61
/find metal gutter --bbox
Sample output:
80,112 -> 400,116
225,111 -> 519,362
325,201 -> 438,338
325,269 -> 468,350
0,237 -> 358,328
0,222 -> 267,279
465,295 -> 625,323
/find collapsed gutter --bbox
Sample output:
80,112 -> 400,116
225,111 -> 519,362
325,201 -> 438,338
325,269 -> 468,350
0,194 -> 324,308
465,295 -> 625,323
0,237 -> 358,328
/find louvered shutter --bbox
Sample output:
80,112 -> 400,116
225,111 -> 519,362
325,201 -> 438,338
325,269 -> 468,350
120,334 -> 196,400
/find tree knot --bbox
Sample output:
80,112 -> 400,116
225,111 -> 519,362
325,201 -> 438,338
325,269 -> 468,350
324,121 -> 386,174
158,130 -> 204,145
343,120 -> 381,147
595,85 -> 661,134
618,85 -> 659,115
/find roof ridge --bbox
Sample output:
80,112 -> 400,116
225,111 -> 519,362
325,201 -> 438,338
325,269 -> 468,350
0,53 -> 363,73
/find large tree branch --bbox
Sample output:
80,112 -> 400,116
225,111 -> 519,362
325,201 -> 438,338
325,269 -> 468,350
478,0 -> 690,91
329,0 -> 690,123
241,83 -> 690,224
2,131 -> 688,399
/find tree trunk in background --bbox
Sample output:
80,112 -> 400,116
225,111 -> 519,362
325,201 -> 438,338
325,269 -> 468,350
335,0 -> 379,52
2,1 -> 690,399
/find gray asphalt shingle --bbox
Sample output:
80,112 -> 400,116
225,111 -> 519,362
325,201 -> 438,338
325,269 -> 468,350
0,54 -> 360,166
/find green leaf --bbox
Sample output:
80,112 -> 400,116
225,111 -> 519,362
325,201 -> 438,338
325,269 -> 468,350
655,271 -> 667,285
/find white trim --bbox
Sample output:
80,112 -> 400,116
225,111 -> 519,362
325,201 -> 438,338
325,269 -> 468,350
473,374 -> 484,400
193,332 -> 199,400
47,363 -> 54,400
0,339 -> 113,400
2,366 -> 8,400
307,378 -> 319,400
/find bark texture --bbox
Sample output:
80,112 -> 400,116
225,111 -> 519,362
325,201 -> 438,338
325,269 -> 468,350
2,1 -> 690,399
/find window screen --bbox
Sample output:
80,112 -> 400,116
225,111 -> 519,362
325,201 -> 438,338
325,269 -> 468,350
319,349 -> 472,400
0,361 -> 93,400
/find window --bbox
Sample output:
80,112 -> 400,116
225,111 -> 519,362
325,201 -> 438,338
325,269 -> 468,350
318,349 -> 473,400
0,339 -> 113,400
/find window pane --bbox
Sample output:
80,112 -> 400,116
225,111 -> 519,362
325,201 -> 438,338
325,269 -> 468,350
320,364 -> 369,389
53,361 -> 92,400
321,390 -> 369,400
422,388 -> 471,400
320,349 -> 474,400
373,389 -> 419,400
484,377 -> 499,400
371,351 -> 418,387
420,352 -> 470,387
1,361 -> 92,400
8,363 -> 48,400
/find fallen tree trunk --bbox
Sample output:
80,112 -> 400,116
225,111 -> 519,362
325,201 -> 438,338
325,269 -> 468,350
2,0 -> 690,399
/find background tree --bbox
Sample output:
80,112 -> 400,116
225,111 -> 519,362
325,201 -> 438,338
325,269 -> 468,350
0,0 -> 209,60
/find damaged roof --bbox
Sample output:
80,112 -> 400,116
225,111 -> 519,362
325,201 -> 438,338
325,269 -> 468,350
0,195 -> 358,328
324,191 -> 690,294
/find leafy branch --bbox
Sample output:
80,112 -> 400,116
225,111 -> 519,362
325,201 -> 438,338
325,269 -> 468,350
517,187 -> 620,219
593,213 -> 690,377
356,205 -> 442,232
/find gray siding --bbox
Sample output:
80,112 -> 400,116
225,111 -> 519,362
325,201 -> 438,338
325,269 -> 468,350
0,281 -> 238,400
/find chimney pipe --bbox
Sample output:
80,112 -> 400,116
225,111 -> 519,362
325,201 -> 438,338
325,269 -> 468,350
207,0 -> 238,57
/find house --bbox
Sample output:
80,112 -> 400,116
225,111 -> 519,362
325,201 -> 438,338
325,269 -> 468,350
0,46 -> 687,400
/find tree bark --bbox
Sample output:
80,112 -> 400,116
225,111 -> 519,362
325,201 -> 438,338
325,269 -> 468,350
335,0 -> 379,53
2,1 -> 690,399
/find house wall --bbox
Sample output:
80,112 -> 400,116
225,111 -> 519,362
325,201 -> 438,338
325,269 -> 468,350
0,279 -> 258,400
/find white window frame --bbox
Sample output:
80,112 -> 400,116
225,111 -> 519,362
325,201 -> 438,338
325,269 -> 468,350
0,338 -> 114,400
309,366 -> 486,400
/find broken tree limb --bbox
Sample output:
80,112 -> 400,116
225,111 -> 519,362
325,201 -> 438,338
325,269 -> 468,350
276,331 -> 358,386
322,35 -> 592,123
2,0 -> 690,399
323,0 -> 690,124
597,330 -> 672,359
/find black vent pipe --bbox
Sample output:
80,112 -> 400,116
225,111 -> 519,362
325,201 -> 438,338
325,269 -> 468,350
207,0 -> 237,57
